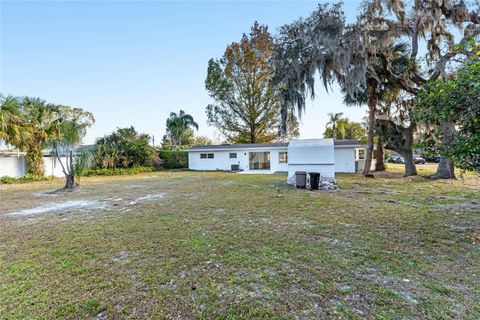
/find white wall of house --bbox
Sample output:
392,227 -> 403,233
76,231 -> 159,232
188,147 -> 289,172
334,147 -> 356,173
0,154 -> 68,178
44,157 -> 69,177
0,156 -> 26,177
189,151 -> 237,171
288,164 -> 335,180
287,139 -> 336,180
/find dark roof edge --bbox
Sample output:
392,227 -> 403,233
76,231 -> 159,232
187,140 -> 362,151
188,143 -> 289,151
333,139 -> 362,146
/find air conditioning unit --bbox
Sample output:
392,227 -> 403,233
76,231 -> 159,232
231,164 -> 240,171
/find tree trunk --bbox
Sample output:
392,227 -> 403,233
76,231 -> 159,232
65,173 -> 76,190
332,123 -> 336,140
401,126 -> 417,177
363,84 -> 377,176
434,157 -> 455,179
374,137 -> 385,171
432,120 -> 456,179
400,149 -> 417,177
250,126 -> 256,144
55,148 -> 78,190
26,145 -> 45,176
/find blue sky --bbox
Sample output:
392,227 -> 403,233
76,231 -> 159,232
1,1 -> 366,144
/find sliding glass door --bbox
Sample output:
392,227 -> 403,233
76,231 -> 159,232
249,152 -> 270,170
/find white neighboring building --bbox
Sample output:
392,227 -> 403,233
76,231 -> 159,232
0,152 -> 69,178
187,139 -> 365,180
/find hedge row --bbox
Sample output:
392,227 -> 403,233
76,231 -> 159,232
79,166 -> 160,177
0,174 -> 54,184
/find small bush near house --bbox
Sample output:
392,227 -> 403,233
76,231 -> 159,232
159,150 -> 188,169
0,174 -> 54,184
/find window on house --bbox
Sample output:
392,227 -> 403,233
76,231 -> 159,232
229,153 -> 237,159
207,153 -> 214,159
200,154 -> 207,159
279,152 -> 288,164
357,149 -> 365,160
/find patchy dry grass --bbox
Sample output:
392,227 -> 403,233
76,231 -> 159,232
1,166 -> 479,319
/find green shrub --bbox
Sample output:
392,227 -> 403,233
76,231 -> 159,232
79,166 -> 160,177
1,174 -> 54,184
159,150 -> 188,169
94,127 -> 153,169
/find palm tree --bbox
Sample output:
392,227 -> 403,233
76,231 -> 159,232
0,95 -> 25,147
166,110 -> 199,150
341,42 -> 414,175
18,97 -> 61,176
326,112 -> 344,140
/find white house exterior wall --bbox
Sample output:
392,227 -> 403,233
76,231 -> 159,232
0,156 -> 26,177
188,147 -> 289,172
288,140 -> 335,165
334,148 -> 356,173
188,139 -> 364,177
0,155 -> 69,178
286,139 -> 335,180
288,164 -> 335,180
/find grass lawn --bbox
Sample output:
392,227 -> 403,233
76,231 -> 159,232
1,164 -> 479,319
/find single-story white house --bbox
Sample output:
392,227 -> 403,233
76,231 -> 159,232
187,138 -> 366,180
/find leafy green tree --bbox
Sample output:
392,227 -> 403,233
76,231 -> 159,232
161,127 -> 195,150
416,58 -> 480,174
206,22 -> 296,143
165,110 -> 198,150
194,135 -> 214,146
325,113 -> 344,140
340,42 -> 414,174
95,127 -> 152,168
324,118 -> 366,142
53,106 -> 95,189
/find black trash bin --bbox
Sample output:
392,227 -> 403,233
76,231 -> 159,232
295,171 -> 307,189
308,172 -> 320,190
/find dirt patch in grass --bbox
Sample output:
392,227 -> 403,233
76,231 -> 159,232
6,200 -> 106,216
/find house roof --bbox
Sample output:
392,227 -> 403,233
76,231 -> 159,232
187,139 -> 363,152
0,152 -> 25,158
334,139 -> 363,146
187,142 -> 289,151
289,139 -> 334,147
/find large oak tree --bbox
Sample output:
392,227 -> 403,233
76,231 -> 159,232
205,22 -> 298,144
273,0 -> 479,177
